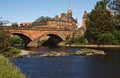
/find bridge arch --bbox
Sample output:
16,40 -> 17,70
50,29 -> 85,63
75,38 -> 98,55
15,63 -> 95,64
10,33 -> 32,47
39,32 -> 66,41
38,32 -> 65,47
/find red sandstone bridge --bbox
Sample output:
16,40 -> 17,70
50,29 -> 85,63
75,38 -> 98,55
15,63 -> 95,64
1,26 -> 78,47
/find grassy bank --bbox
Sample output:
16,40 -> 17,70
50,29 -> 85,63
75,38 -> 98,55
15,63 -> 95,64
65,45 -> 120,48
0,55 -> 26,78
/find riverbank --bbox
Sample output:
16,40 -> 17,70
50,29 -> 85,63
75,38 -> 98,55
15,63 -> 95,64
19,48 -> 105,57
65,45 -> 120,48
0,55 -> 26,78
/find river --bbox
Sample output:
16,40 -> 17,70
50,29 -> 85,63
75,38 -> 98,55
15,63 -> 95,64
12,47 -> 120,78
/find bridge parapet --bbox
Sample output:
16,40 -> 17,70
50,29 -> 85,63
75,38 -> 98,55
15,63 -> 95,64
0,26 -> 77,31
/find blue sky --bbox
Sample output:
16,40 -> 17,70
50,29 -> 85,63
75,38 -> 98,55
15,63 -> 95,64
0,0 -> 100,26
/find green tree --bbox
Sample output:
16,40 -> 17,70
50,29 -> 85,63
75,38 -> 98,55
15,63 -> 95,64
11,22 -> 19,27
35,16 -> 52,23
66,36 -> 86,45
0,29 -> 11,55
0,18 -> 21,57
85,0 -> 115,44
0,28 -> 10,54
0,18 -> 11,55
112,30 -> 120,43
97,33 -> 118,45
32,16 -> 52,26
0,28 -> 21,57
9,35 -> 24,46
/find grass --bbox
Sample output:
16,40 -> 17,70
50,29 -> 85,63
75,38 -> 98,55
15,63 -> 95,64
0,55 -> 26,78
74,48 -> 105,55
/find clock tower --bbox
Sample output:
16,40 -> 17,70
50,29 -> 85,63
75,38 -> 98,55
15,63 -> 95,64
67,4 -> 72,17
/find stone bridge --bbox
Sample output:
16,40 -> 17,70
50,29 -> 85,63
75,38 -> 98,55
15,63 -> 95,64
1,26 -> 76,47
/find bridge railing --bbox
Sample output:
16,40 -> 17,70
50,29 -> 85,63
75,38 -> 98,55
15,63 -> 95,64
0,26 -> 77,31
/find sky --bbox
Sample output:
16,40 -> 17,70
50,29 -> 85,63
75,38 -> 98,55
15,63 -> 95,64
0,0 -> 100,27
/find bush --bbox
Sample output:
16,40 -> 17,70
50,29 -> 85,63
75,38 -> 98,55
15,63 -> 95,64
112,30 -> 120,43
2,48 -> 21,58
8,36 -> 24,46
66,36 -> 86,45
97,33 -> 119,45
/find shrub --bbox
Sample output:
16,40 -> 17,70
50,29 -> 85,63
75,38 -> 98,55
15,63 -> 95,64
97,33 -> 119,45
66,36 -> 86,45
2,48 -> 21,58
0,55 -> 26,78
112,30 -> 120,44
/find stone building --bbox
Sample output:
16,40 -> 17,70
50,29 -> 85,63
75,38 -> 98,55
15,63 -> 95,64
47,5 -> 77,29
19,5 -> 88,37
20,5 -> 77,30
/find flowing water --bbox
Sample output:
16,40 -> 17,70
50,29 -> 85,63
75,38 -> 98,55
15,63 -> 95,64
13,47 -> 120,78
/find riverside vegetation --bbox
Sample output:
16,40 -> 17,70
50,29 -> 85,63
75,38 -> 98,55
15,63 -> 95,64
0,55 -> 26,78
0,27 -> 26,77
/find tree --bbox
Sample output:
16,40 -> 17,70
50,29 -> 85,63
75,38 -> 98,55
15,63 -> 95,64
35,16 -> 52,23
112,30 -> 120,43
85,0 -> 115,44
0,29 -> 21,57
66,36 -> 86,45
32,16 -> 52,26
97,33 -> 118,45
0,28 -> 10,53
107,0 -> 120,14
11,22 -> 19,27
8,35 -> 24,46
107,0 -> 120,28
0,18 -> 9,26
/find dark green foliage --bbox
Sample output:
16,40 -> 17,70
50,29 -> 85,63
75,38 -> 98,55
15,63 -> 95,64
66,36 -> 86,45
35,16 -> 52,23
8,35 -> 24,46
97,33 -> 118,45
0,29 -> 21,57
2,47 -> 21,57
0,29 -> 10,52
11,22 -> 19,27
32,16 -> 52,26
112,30 -> 120,43
85,0 -> 116,44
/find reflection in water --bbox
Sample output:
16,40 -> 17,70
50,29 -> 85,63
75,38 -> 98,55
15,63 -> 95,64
13,47 -> 120,78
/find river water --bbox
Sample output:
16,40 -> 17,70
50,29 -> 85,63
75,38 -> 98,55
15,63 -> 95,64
13,47 -> 120,78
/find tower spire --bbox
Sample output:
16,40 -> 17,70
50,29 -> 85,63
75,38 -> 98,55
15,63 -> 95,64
67,3 -> 72,17
68,3 -> 71,11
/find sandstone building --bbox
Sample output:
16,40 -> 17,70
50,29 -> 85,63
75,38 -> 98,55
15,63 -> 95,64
20,5 -> 77,30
